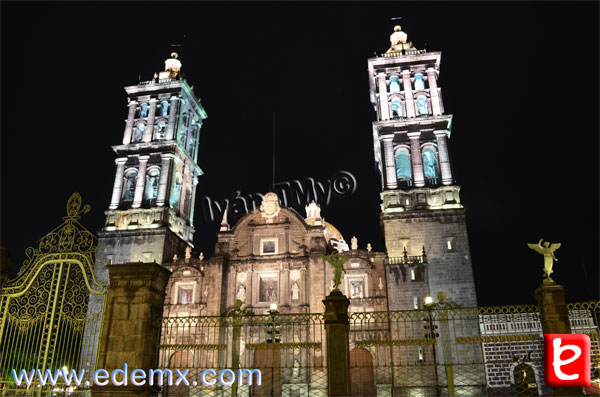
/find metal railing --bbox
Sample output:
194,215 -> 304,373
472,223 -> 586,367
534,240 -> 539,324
158,310 -> 327,397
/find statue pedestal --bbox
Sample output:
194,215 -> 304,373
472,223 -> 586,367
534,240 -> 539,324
535,280 -> 584,396
323,290 -> 351,396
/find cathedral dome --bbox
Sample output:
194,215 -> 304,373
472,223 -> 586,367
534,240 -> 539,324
324,221 -> 344,242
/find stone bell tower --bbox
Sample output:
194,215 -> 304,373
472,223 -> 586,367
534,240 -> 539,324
368,26 -> 477,309
95,53 -> 207,280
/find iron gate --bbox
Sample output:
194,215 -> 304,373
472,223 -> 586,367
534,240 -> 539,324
0,193 -> 107,396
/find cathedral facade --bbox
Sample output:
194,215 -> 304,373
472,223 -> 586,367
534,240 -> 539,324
96,26 -> 478,318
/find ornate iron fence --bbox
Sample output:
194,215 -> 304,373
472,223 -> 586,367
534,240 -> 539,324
158,308 -> 327,397
0,193 -> 107,396
348,302 -> 599,397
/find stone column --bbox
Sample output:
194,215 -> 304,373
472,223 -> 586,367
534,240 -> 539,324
535,280 -> 584,396
427,68 -> 442,116
382,136 -> 398,189
377,73 -> 390,121
323,290 -> 351,396
166,96 -> 179,140
143,98 -> 157,142
434,131 -> 453,185
156,154 -> 173,207
92,262 -> 171,397
402,70 -> 415,118
122,101 -> 137,145
109,158 -> 128,210
132,155 -> 149,208
408,132 -> 425,187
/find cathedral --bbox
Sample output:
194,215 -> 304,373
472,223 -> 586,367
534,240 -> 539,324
94,25 -> 478,318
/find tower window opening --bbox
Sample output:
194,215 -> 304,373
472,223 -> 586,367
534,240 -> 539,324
410,268 -> 416,281
122,171 -> 137,202
391,97 -> 403,120
155,119 -> 167,141
145,168 -> 160,205
186,124 -> 197,158
140,103 -> 149,118
414,73 -> 426,90
422,148 -> 440,186
416,95 -> 429,116
395,150 -> 412,187
178,112 -> 189,146
413,296 -> 419,309
160,100 -> 169,116
171,173 -> 183,210
446,238 -> 454,251
389,76 -> 401,93
134,122 -> 145,143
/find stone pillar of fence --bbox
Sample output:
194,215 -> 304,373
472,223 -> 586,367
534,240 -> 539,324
535,279 -> 584,396
92,262 -> 171,397
323,289 -> 351,396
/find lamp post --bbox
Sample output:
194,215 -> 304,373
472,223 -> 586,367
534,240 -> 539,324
267,303 -> 280,397
423,296 -> 440,396
424,292 -> 459,397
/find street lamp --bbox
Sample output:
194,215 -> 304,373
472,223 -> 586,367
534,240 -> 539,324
423,297 -> 440,395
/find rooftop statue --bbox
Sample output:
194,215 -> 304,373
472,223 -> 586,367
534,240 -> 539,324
527,238 -> 561,282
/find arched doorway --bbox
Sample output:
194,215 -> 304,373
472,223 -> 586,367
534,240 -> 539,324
165,350 -> 193,397
510,363 -> 539,396
252,343 -> 281,397
350,347 -> 376,396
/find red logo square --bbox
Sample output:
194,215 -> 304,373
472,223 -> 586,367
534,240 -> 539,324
544,334 -> 591,387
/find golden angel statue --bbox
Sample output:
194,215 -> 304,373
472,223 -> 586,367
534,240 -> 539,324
527,238 -> 561,281
322,252 -> 349,291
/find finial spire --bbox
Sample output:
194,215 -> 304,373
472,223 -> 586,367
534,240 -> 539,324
386,25 -> 417,54
158,52 -> 182,80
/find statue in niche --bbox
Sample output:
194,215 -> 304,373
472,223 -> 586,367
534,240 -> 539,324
291,283 -> 300,300
292,359 -> 300,377
185,246 -> 192,259
527,238 -> 561,282
367,243 -> 372,252
236,285 -> 246,303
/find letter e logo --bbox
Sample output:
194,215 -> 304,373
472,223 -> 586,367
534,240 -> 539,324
544,334 -> 590,387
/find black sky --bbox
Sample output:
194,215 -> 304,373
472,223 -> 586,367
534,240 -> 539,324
1,2 -> 598,306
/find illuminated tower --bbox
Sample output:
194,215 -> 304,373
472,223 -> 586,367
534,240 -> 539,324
95,53 -> 207,278
368,27 -> 477,309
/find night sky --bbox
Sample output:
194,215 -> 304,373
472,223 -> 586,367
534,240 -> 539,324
1,2 -> 598,306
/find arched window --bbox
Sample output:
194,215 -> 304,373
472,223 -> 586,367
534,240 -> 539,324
122,171 -> 137,201
391,97 -> 403,120
414,73 -> 425,90
395,150 -> 412,187
155,119 -> 167,141
160,100 -> 169,117
422,147 -> 440,185
389,76 -> 401,93
139,103 -> 149,118
178,113 -> 189,146
171,173 -> 183,210
134,122 -> 145,142
145,168 -> 160,204
417,95 -> 429,116
186,124 -> 197,158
